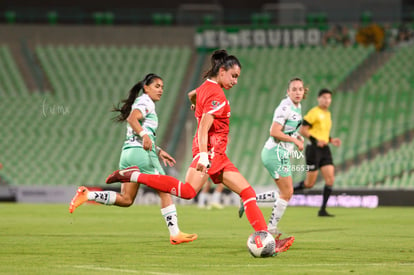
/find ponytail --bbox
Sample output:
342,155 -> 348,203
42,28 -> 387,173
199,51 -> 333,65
203,49 -> 241,79
112,73 -> 162,122
112,82 -> 144,122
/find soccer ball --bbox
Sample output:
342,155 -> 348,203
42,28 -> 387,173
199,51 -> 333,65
247,230 -> 276,258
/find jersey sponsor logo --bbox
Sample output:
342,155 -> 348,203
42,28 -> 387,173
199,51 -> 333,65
208,100 -> 226,114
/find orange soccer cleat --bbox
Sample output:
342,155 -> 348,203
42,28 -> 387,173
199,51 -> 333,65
69,186 -> 89,213
170,231 -> 198,245
274,234 -> 295,254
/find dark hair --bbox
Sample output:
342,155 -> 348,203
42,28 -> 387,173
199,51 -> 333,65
318,88 -> 332,97
112,73 -> 162,122
203,49 -> 242,79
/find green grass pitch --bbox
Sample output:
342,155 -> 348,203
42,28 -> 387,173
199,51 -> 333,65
1,203 -> 413,274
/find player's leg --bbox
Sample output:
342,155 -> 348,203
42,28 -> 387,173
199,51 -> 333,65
239,189 -> 280,218
318,164 -> 335,217
267,176 -> 292,234
260,146 -> 292,234
158,192 -> 198,244
106,168 -> 201,199
294,170 -> 318,191
69,182 -> 140,213
106,156 -> 209,199
269,176 -> 295,253
241,146 -> 282,218
222,170 -> 268,232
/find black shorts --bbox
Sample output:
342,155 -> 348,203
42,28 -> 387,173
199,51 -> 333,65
305,143 -> 333,171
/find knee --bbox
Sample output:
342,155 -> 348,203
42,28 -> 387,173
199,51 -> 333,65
304,178 -> 317,188
280,188 -> 293,201
325,176 -> 335,186
240,186 -> 256,201
124,197 -> 134,206
180,184 -> 197,200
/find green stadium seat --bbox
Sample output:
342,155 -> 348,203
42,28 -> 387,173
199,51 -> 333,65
4,10 -> 16,24
47,11 -> 58,25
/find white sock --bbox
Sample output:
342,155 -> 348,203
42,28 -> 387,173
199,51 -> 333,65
256,190 -> 280,203
87,191 -> 117,205
268,199 -> 288,230
198,192 -> 207,207
161,204 -> 180,236
130,171 -> 141,183
211,190 -> 221,205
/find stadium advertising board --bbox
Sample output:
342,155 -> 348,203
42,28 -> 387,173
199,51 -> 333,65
195,27 -> 322,49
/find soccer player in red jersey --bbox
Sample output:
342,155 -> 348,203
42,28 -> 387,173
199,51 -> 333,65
102,50 -> 293,253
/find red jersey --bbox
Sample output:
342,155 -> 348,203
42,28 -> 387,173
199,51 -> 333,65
192,79 -> 231,157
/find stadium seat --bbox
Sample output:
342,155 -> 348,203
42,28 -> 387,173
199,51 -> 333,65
0,45 -> 191,186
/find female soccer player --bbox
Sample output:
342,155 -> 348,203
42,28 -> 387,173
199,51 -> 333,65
69,73 -> 197,245
104,50 -> 293,253
240,78 -> 306,238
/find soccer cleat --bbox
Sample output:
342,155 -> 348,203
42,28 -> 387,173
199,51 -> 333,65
318,209 -> 335,217
238,200 -> 244,218
105,166 -> 140,184
274,234 -> 295,253
170,231 -> 198,245
69,186 -> 89,213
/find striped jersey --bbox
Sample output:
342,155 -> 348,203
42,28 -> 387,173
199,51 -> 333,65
123,93 -> 158,149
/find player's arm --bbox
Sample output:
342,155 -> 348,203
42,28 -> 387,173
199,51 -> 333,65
188,89 -> 197,110
300,120 -> 327,147
127,109 -> 152,150
329,137 -> 341,147
299,122 -> 311,139
270,122 -> 303,151
156,146 -> 176,167
197,113 -> 214,173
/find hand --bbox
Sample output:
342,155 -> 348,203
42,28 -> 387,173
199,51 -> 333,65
317,140 -> 328,147
159,149 -> 176,167
142,135 -> 153,151
294,139 -> 304,151
330,137 -> 342,147
196,152 -> 210,173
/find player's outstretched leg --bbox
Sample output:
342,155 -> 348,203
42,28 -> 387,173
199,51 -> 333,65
106,166 -> 140,184
170,232 -> 198,245
106,166 -> 196,200
69,186 -> 89,213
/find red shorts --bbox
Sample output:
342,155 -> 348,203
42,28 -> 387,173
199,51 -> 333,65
190,153 -> 239,184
